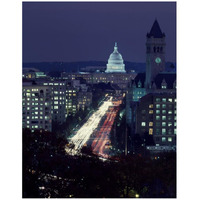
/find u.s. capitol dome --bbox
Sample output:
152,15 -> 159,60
105,42 -> 126,73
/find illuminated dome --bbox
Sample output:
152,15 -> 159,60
105,42 -> 126,73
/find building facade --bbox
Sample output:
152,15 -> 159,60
135,93 -> 176,148
22,84 -> 52,132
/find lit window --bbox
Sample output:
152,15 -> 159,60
162,98 -> 166,102
162,116 -> 166,120
162,122 -> 166,126
149,104 -> 153,108
54,101 -> 58,104
162,104 -> 166,108
162,128 -> 166,135
27,107 -> 30,110
54,97 -> 58,100
149,128 -> 153,135
35,112 -> 38,115
149,110 -> 153,114
156,110 -> 160,114
168,137 -> 172,142
174,129 -> 176,134
156,104 -> 160,109
168,110 -> 172,114
141,122 -> 146,127
156,116 -> 160,120
168,122 -> 172,126
162,110 -> 166,114
149,122 -> 153,126
174,122 -> 177,127
162,137 -> 166,142
54,106 -> 58,109
168,98 -> 173,102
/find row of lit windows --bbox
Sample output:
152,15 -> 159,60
44,83 -> 65,86
156,110 -> 173,114
54,96 -> 65,100
155,98 -> 175,102
142,121 -> 176,127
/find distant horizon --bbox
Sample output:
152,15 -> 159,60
22,60 -> 176,64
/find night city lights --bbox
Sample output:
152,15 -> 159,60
22,2 -> 177,198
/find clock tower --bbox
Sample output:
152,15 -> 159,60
145,19 -> 166,88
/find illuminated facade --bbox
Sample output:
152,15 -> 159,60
135,93 -> 176,148
22,84 -> 52,132
42,80 -> 66,124
105,42 -> 126,73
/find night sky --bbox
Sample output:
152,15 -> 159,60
23,2 -> 176,63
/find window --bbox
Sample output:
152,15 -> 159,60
168,137 -> 172,142
168,110 -> 173,114
168,98 -> 173,102
168,116 -> 172,120
149,110 -> 153,114
156,110 -> 160,114
156,104 -> 160,109
149,128 -> 153,135
162,137 -> 166,142
162,116 -> 166,120
156,122 -> 160,127
162,98 -> 166,102
162,110 -> 166,114
168,129 -> 173,134
162,128 -> 166,134
54,106 -> 58,109
162,122 -> 166,126
156,98 -> 160,102
156,128 -> 160,134
54,101 -> 58,104
149,104 -> 153,108
149,122 -> 153,126
156,116 -> 160,120
168,122 -> 172,126
162,104 -> 166,108
174,129 -> 176,134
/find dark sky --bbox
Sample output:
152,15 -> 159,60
23,2 -> 176,63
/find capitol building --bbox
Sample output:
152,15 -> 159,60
61,42 -> 136,89
105,42 -> 126,73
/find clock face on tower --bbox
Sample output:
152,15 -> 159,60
155,57 -> 162,64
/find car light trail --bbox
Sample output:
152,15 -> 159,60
66,97 -> 113,154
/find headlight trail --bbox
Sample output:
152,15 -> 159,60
68,97 -> 113,154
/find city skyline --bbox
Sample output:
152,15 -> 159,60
23,2 -> 176,63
